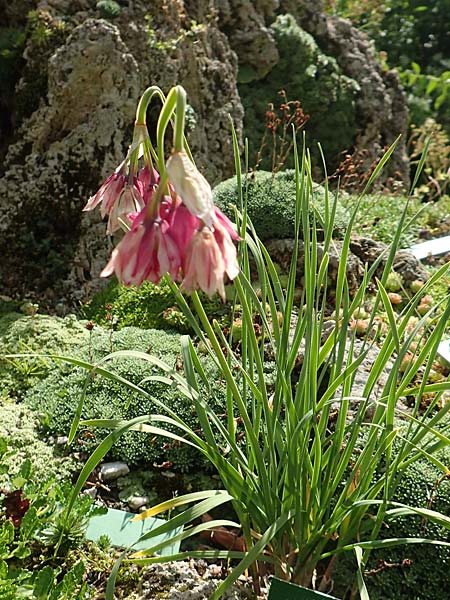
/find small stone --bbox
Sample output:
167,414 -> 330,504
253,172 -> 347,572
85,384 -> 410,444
83,487 -> 97,499
128,495 -> 149,511
55,303 -> 66,316
56,436 -> 68,445
387,292 -> 402,305
100,461 -> 130,481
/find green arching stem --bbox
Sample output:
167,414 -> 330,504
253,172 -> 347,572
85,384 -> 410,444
156,87 -> 178,174
174,85 -> 186,152
135,85 -> 166,125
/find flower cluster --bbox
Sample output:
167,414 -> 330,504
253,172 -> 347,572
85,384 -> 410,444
85,150 -> 239,300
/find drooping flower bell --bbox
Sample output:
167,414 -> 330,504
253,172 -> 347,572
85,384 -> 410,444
181,226 -> 227,300
101,207 -> 181,286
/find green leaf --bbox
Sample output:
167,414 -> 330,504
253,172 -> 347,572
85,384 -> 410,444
19,506 -> 39,541
18,459 -> 32,480
0,521 -> 15,546
0,560 -> 8,579
355,546 -> 370,600
0,438 -> 7,458
11,544 -> 31,559
33,565 -> 54,599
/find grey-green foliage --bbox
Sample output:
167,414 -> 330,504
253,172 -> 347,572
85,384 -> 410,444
238,14 -> 359,171
213,169 -> 349,241
96,1 -> 121,18
0,401 -> 78,487
25,327 -> 229,472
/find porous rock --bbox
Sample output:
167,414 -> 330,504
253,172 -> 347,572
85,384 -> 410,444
265,238 -> 365,295
350,236 -> 429,285
266,235 -> 428,295
0,18 -> 138,300
280,0 -> 410,187
216,0 -> 279,82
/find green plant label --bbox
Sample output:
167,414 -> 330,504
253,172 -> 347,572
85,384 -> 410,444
268,578 -> 338,600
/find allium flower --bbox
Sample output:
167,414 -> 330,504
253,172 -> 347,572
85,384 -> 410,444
166,151 -> 215,228
182,227 -> 227,300
101,210 -> 181,286
106,183 -> 146,234
83,172 -> 126,214
212,219 -> 240,282
83,171 -> 147,234
168,198 -> 201,255
137,166 -> 159,205
214,207 -> 240,242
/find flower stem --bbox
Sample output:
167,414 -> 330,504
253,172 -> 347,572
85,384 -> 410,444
135,85 -> 165,125
174,85 -> 186,152
156,87 -> 178,174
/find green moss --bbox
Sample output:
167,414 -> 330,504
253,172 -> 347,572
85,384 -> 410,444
83,277 -> 233,333
334,440 -> 450,600
365,454 -> 450,600
83,278 -> 190,333
0,313 -> 89,399
238,14 -> 359,171
213,169 -> 349,240
24,326 -> 228,471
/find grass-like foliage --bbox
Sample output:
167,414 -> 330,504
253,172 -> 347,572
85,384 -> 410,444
52,138 -> 450,599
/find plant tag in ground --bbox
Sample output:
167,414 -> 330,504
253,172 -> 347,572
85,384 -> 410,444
85,507 -> 182,554
437,339 -> 450,367
409,235 -> 450,260
268,578 -> 338,599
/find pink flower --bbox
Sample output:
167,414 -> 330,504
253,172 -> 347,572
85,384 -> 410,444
101,211 -> 181,285
212,219 -> 240,281
169,199 -> 200,255
182,227 -> 227,300
137,166 -> 160,205
83,171 -> 147,234
214,207 -> 240,241
106,183 -> 146,234
83,172 -> 126,213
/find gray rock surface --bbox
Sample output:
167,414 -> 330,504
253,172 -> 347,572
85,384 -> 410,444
280,0 -> 410,188
265,235 -> 427,295
217,0 -> 279,82
0,18 -> 138,300
350,236 -> 429,284
133,560 -> 261,599
0,2 -> 243,302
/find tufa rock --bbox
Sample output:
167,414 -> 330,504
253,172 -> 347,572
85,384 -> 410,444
280,0 -> 410,187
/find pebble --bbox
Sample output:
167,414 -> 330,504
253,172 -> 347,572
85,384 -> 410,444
100,461 -> 130,481
128,495 -> 149,511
